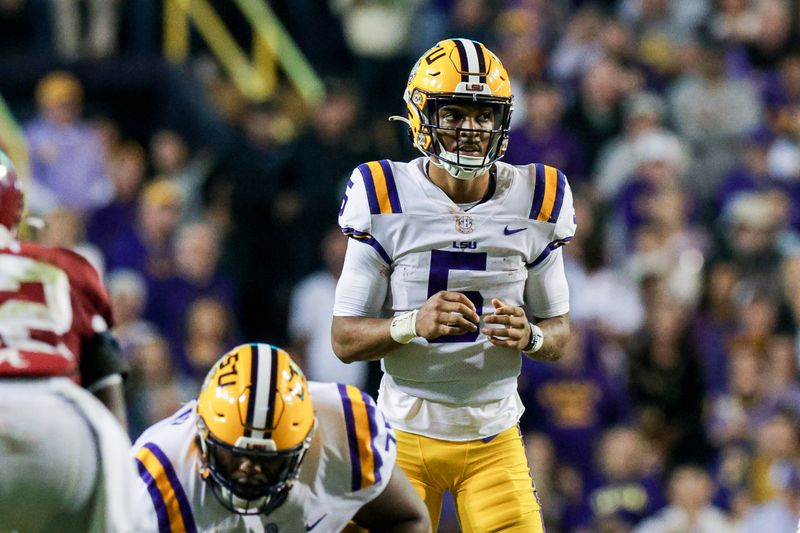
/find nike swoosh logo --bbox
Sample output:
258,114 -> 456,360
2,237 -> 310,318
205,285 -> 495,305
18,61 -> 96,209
503,226 -> 527,235
306,514 -> 327,531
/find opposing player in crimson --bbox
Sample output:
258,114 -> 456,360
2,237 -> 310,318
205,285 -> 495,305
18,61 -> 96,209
332,38 -> 577,532
0,149 -> 139,532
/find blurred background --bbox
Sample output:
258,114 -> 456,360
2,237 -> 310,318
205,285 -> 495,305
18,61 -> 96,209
1,0 -> 800,531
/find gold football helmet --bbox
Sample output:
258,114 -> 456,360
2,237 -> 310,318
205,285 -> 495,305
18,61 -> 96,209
196,343 -> 315,515
397,38 -> 514,180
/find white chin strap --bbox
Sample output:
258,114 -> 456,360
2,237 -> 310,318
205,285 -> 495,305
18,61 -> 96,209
431,149 -> 490,181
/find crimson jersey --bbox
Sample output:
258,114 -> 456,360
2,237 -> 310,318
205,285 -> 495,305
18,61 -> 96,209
0,242 -> 113,381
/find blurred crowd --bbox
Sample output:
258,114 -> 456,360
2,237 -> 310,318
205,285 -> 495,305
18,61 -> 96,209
4,0 -> 800,532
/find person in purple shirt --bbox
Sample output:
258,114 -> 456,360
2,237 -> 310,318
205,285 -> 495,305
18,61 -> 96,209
105,179 -> 183,280
87,140 -> 147,257
24,71 -> 111,215
519,324 -> 631,483
144,220 -> 236,377
562,426 -> 667,531
503,81 -> 588,184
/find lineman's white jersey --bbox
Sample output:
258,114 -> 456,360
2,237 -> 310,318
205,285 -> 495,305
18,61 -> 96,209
334,157 -> 576,439
131,382 -> 396,533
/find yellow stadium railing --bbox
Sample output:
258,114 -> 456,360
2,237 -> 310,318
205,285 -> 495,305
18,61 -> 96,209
163,0 -> 325,106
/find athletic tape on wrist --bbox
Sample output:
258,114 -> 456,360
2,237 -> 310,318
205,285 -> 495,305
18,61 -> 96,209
390,309 -> 418,344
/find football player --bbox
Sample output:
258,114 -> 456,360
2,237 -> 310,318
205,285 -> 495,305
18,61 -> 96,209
0,149 -> 139,532
131,343 -> 430,532
331,38 -> 576,532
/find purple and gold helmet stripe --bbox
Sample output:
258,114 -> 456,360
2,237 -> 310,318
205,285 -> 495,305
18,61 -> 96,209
358,161 -> 402,215
341,227 -> 392,264
530,164 -> 566,223
135,443 -> 197,533
452,39 -> 487,84
338,384 -> 382,491
453,39 -> 470,82
473,41 -> 487,83
245,343 -> 278,438
528,237 -> 574,268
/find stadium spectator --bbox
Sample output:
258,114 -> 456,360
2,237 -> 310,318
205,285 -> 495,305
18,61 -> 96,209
131,343 -> 431,532
290,79 -> 375,245
668,37 -> 763,199
126,332 -> 193,439
107,268 -> 157,362
520,324 -> 631,484
689,259 -> 743,396
182,296 -> 237,382
105,178 -> 184,280
145,220 -> 236,377
738,450 -> 800,531
577,426 -> 666,531
38,207 -> 105,277
632,464 -> 736,533
24,71 -> 112,215
504,81 -> 589,185
149,128 -> 214,222
288,226 -> 370,390
627,294 -> 713,468
594,91 -> 674,201
86,140 -> 147,258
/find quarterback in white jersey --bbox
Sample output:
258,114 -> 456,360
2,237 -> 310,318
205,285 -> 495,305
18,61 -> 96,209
332,39 -> 575,532
131,343 -> 429,533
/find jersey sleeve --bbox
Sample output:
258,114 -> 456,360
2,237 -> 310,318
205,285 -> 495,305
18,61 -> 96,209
335,383 -> 397,498
333,237 -> 390,317
339,166 -> 373,236
337,163 -> 395,265
528,164 -> 577,268
553,175 -> 577,244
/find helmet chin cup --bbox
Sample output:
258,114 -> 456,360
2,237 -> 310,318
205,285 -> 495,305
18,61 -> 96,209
430,149 -> 489,181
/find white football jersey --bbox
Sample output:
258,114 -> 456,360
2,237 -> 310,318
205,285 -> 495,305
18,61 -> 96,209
336,157 -> 576,408
131,382 -> 396,533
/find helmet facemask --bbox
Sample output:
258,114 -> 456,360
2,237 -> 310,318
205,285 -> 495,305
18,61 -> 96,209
409,91 -> 513,180
197,418 -> 315,516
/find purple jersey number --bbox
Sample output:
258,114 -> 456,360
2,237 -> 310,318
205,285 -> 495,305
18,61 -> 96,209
427,249 -> 486,343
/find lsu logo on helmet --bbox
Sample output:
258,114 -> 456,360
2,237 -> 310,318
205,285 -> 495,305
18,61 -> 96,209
396,38 -> 514,180
196,343 -> 315,515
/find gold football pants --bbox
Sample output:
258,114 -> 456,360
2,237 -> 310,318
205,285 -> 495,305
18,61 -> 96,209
395,425 -> 545,533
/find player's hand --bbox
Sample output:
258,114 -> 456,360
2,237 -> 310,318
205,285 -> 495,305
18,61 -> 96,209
482,298 -> 531,350
415,291 -> 479,340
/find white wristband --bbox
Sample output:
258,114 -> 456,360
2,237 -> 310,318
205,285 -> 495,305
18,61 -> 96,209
390,310 -> 418,344
522,323 -> 544,354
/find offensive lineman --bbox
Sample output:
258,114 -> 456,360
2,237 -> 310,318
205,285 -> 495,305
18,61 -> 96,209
332,39 -> 576,532
131,342 -> 430,532
0,150 -> 139,532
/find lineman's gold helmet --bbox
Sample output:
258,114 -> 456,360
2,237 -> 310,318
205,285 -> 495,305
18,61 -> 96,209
196,343 -> 314,515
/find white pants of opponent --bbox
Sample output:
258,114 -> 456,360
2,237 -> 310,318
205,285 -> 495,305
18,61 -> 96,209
0,378 -> 140,533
